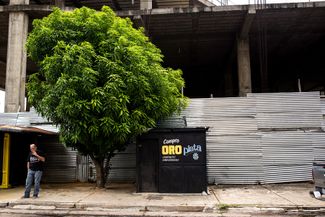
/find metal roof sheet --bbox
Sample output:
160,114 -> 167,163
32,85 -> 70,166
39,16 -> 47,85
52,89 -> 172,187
0,108 -> 58,134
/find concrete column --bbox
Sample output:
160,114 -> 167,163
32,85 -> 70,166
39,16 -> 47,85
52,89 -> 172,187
54,0 -> 65,9
10,0 -> 29,4
237,37 -> 252,97
140,0 -> 152,9
224,67 -> 234,96
5,0 -> 29,112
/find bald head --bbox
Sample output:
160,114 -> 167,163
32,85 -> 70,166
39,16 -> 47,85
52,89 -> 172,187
30,144 -> 37,151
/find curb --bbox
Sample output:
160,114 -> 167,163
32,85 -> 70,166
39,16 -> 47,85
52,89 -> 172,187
75,203 -> 142,210
0,209 -> 222,217
3,201 -> 325,215
9,200 -> 76,209
2,206 -> 325,217
8,201 -> 209,212
143,205 -> 206,212
0,202 -> 8,208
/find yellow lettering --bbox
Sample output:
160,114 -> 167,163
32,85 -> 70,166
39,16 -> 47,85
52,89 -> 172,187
162,145 -> 183,155
162,146 -> 168,155
169,145 -> 175,155
175,145 -> 182,155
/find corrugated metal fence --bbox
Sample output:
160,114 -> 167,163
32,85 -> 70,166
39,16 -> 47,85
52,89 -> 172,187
1,92 -> 323,184
321,97 -> 325,130
179,92 -> 324,184
86,142 -> 137,183
251,92 -> 322,184
40,92 -> 325,184
38,136 -> 78,183
107,143 -> 136,182
180,97 -> 262,184
91,92 -> 325,184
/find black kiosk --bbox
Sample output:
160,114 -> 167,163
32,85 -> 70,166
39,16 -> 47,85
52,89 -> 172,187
137,128 -> 207,193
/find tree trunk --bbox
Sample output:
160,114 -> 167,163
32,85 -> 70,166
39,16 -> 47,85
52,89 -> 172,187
91,157 -> 105,188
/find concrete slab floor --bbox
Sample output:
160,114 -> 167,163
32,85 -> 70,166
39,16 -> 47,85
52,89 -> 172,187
212,184 -> 293,206
1,182 -> 215,210
0,186 -> 24,202
211,183 -> 325,207
79,183 -> 216,208
0,183 -> 96,203
262,183 -> 325,207
1,182 -> 324,210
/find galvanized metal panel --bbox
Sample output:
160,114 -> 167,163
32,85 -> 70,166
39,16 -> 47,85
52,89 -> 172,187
321,98 -> 325,130
107,143 -> 137,182
208,167 -> 264,184
261,131 -> 315,183
39,136 -> 78,183
0,113 -> 19,125
182,97 -> 256,118
256,112 -> 322,129
0,109 -> 58,133
108,143 -> 136,182
321,98 -> 325,114
249,92 -> 322,129
261,131 -> 313,165
107,169 -> 136,182
248,92 -> 321,113
2,92 -> 323,185
207,135 -> 263,184
181,98 -> 257,136
187,117 -> 257,136
311,132 -> 325,162
77,155 -> 89,182
16,109 -> 48,126
263,165 -> 313,183
169,98 -> 262,184
179,93 -> 324,184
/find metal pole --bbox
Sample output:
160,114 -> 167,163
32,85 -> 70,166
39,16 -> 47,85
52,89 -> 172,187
298,78 -> 302,92
0,133 -> 11,189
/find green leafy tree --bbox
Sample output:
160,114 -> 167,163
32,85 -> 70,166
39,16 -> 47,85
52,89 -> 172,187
26,6 -> 187,187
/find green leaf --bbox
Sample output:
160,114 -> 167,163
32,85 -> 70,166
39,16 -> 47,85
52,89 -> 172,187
26,5 -> 188,173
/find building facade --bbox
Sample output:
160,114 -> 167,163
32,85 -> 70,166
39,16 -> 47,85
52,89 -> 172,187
1,92 -> 325,186
0,0 -> 325,186
0,0 -> 325,112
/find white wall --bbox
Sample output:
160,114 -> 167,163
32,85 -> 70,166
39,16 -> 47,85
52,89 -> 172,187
0,90 -> 4,113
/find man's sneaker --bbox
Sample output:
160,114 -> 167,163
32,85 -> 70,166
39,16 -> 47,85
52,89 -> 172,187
32,195 -> 38,199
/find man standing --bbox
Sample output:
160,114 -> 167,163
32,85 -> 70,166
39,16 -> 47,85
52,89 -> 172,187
22,144 -> 46,198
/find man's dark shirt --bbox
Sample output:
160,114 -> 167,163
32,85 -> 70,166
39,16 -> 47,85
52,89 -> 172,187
27,150 -> 45,171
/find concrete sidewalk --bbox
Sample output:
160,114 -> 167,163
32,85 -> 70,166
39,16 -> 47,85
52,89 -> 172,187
0,182 -> 324,216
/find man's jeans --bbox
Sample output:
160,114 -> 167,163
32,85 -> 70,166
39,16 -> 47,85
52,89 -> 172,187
24,169 -> 43,198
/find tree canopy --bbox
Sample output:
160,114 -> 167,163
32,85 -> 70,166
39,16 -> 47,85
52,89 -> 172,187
26,6 -> 187,187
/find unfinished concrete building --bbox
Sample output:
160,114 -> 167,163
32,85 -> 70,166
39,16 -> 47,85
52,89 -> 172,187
1,0 -> 325,186
0,0 -> 325,112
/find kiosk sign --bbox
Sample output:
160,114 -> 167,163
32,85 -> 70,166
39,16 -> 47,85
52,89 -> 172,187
161,138 -> 203,163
